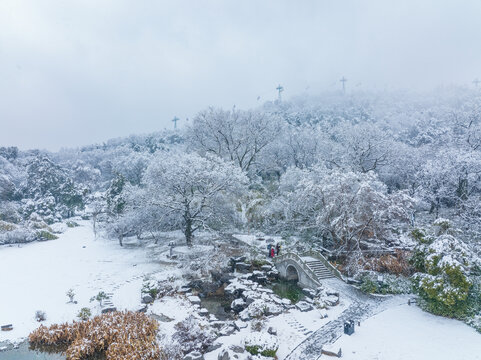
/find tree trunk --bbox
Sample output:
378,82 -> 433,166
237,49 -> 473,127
119,233 -> 123,247
92,214 -> 97,238
185,218 -> 193,247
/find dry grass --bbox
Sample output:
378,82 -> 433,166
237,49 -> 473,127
365,250 -> 413,276
29,311 -> 160,360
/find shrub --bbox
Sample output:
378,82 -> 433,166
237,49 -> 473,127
172,315 -> 216,354
415,264 -> 472,318
251,258 -> 268,268
243,332 -> 278,358
411,228 -> 429,243
0,221 -> 16,232
66,289 -> 75,303
141,280 -> 160,299
35,310 -> 46,322
66,221 -> 79,228
77,307 -> 91,321
359,272 -> 413,295
36,230 -> 58,241
29,311 -> 160,360
360,276 -> 378,294
366,250 -> 413,276
412,234 -> 479,318
90,291 -> 109,306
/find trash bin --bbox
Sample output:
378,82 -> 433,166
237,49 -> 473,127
344,320 -> 355,335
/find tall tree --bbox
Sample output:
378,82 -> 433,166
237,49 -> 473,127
143,152 -> 248,246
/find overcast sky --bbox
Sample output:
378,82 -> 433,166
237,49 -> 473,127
1,0 -> 480,151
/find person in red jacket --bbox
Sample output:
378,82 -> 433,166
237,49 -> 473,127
270,246 -> 275,258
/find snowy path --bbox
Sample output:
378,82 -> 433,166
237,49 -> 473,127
0,221 -> 175,343
284,279 -> 402,360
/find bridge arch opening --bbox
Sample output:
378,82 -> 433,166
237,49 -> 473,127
286,264 -> 299,282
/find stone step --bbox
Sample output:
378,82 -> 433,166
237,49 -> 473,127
305,260 -> 335,279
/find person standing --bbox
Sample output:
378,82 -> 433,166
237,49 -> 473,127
270,246 -> 275,258
276,243 -> 281,256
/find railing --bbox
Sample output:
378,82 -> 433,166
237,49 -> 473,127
273,252 -> 322,287
301,249 -> 345,281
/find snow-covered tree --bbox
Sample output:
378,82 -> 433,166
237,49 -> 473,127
187,107 -> 281,173
280,167 -> 415,257
23,156 -> 85,220
143,152 -> 248,245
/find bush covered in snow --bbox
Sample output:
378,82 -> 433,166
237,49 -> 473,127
172,315 -> 216,355
359,272 -> 413,295
0,226 -> 35,245
412,234 -> 481,318
29,311 -> 160,360
243,332 -> 279,357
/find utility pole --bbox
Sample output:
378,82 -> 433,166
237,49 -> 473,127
340,76 -> 347,94
473,78 -> 481,89
276,84 -> 284,102
172,116 -> 180,129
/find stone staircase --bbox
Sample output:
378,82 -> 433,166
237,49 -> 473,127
305,260 -> 335,280
101,292 -> 116,313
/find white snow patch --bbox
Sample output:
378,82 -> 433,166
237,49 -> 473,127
333,304 -> 481,360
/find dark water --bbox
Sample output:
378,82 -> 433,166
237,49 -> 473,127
0,342 -> 105,360
0,342 -> 65,360
200,296 -> 234,320
268,278 -> 305,303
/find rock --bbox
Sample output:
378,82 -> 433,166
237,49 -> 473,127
211,271 -> 234,284
325,294 -> 339,306
233,256 -> 247,263
281,298 -> 291,306
240,311 -> 250,321
224,282 -> 248,298
235,262 -> 251,273
242,291 -> 258,305
219,324 -> 236,336
302,288 -> 317,298
188,295 -> 202,305
206,342 -> 222,352
178,286 -> 191,294
241,299 -> 283,319
261,265 -> 272,271
234,320 -> 248,330
231,298 -> 247,313
267,270 -> 280,280
248,271 -> 269,285
217,348 -> 231,360
101,306 -> 117,314
295,301 -> 313,312
187,280 -> 205,290
141,294 -> 154,304
199,308 -> 209,316
136,305 -> 148,313
184,351 -> 204,360
151,313 -> 174,322
268,326 -> 277,335
210,321 -> 227,329
229,345 -> 245,354
258,288 -> 273,294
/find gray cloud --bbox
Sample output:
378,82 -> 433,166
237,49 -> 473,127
1,0 -> 480,150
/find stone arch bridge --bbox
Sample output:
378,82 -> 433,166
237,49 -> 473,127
273,250 -> 344,289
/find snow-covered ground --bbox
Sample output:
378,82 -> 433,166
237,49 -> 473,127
0,221 -> 178,343
332,304 -> 481,360
2,224 -> 480,360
